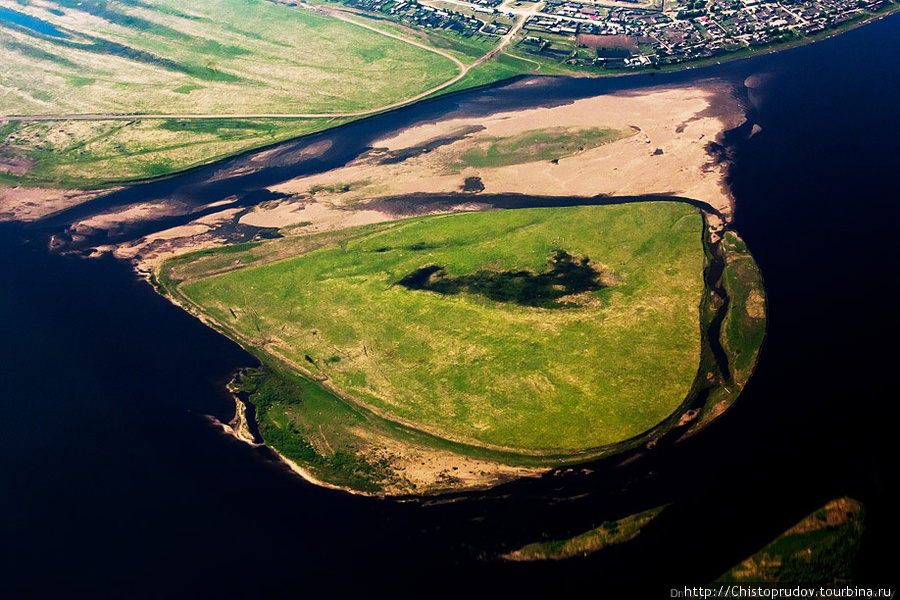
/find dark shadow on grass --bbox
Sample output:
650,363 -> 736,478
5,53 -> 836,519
396,250 -> 603,308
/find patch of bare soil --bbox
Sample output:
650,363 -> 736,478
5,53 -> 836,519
0,185 -> 106,222
745,289 -> 765,319
0,156 -> 32,175
355,431 -> 546,495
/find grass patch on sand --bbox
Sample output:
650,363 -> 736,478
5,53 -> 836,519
171,203 -> 707,453
454,127 -> 636,169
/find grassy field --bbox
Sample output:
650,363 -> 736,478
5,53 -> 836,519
0,0 -> 472,187
174,203 -> 707,453
434,52 -> 538,95
717,498 -> 865,584
0,0 -> 540,187
315,2 -> 506,65
0,117 -> 346,187
0,0 -> 460,116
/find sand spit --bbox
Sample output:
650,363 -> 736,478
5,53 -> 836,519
211,386 -> 540,496
0,185 -> 106,222
264,82 -> 744,225
77,199 -> 189,230
203,408 -> 368,495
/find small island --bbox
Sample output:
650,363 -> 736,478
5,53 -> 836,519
718,498 -> 866,584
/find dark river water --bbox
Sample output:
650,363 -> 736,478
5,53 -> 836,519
2,15 -> 899,599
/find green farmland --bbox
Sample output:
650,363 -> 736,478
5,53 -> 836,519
0,0 -> 459,116
0,0 -> 472,186
173,203 -> 707,453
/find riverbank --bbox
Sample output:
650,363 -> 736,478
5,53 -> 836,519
0,184 -> 106,221
260,82 -> 743,225
2,3 -> 894,196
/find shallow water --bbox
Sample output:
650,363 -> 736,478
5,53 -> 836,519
0,6 -> 69,38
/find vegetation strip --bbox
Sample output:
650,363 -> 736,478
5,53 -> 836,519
503,506 -> 666,561
717,498 -> 866,584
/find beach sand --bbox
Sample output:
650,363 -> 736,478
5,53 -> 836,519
259,82 -> 743,227
0,185 -> 105,222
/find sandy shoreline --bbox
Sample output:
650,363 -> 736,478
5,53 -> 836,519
260,82 -> 744,225
206,402 -> 368,495
214,378 -> 544,496
0,185 -> 107,222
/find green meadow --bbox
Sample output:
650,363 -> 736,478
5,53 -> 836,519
176,203 -> 706,453
0,0 -> 459,116
454,127 -> 635,170
0,117 -> 345,187
0,0 -> 475,186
